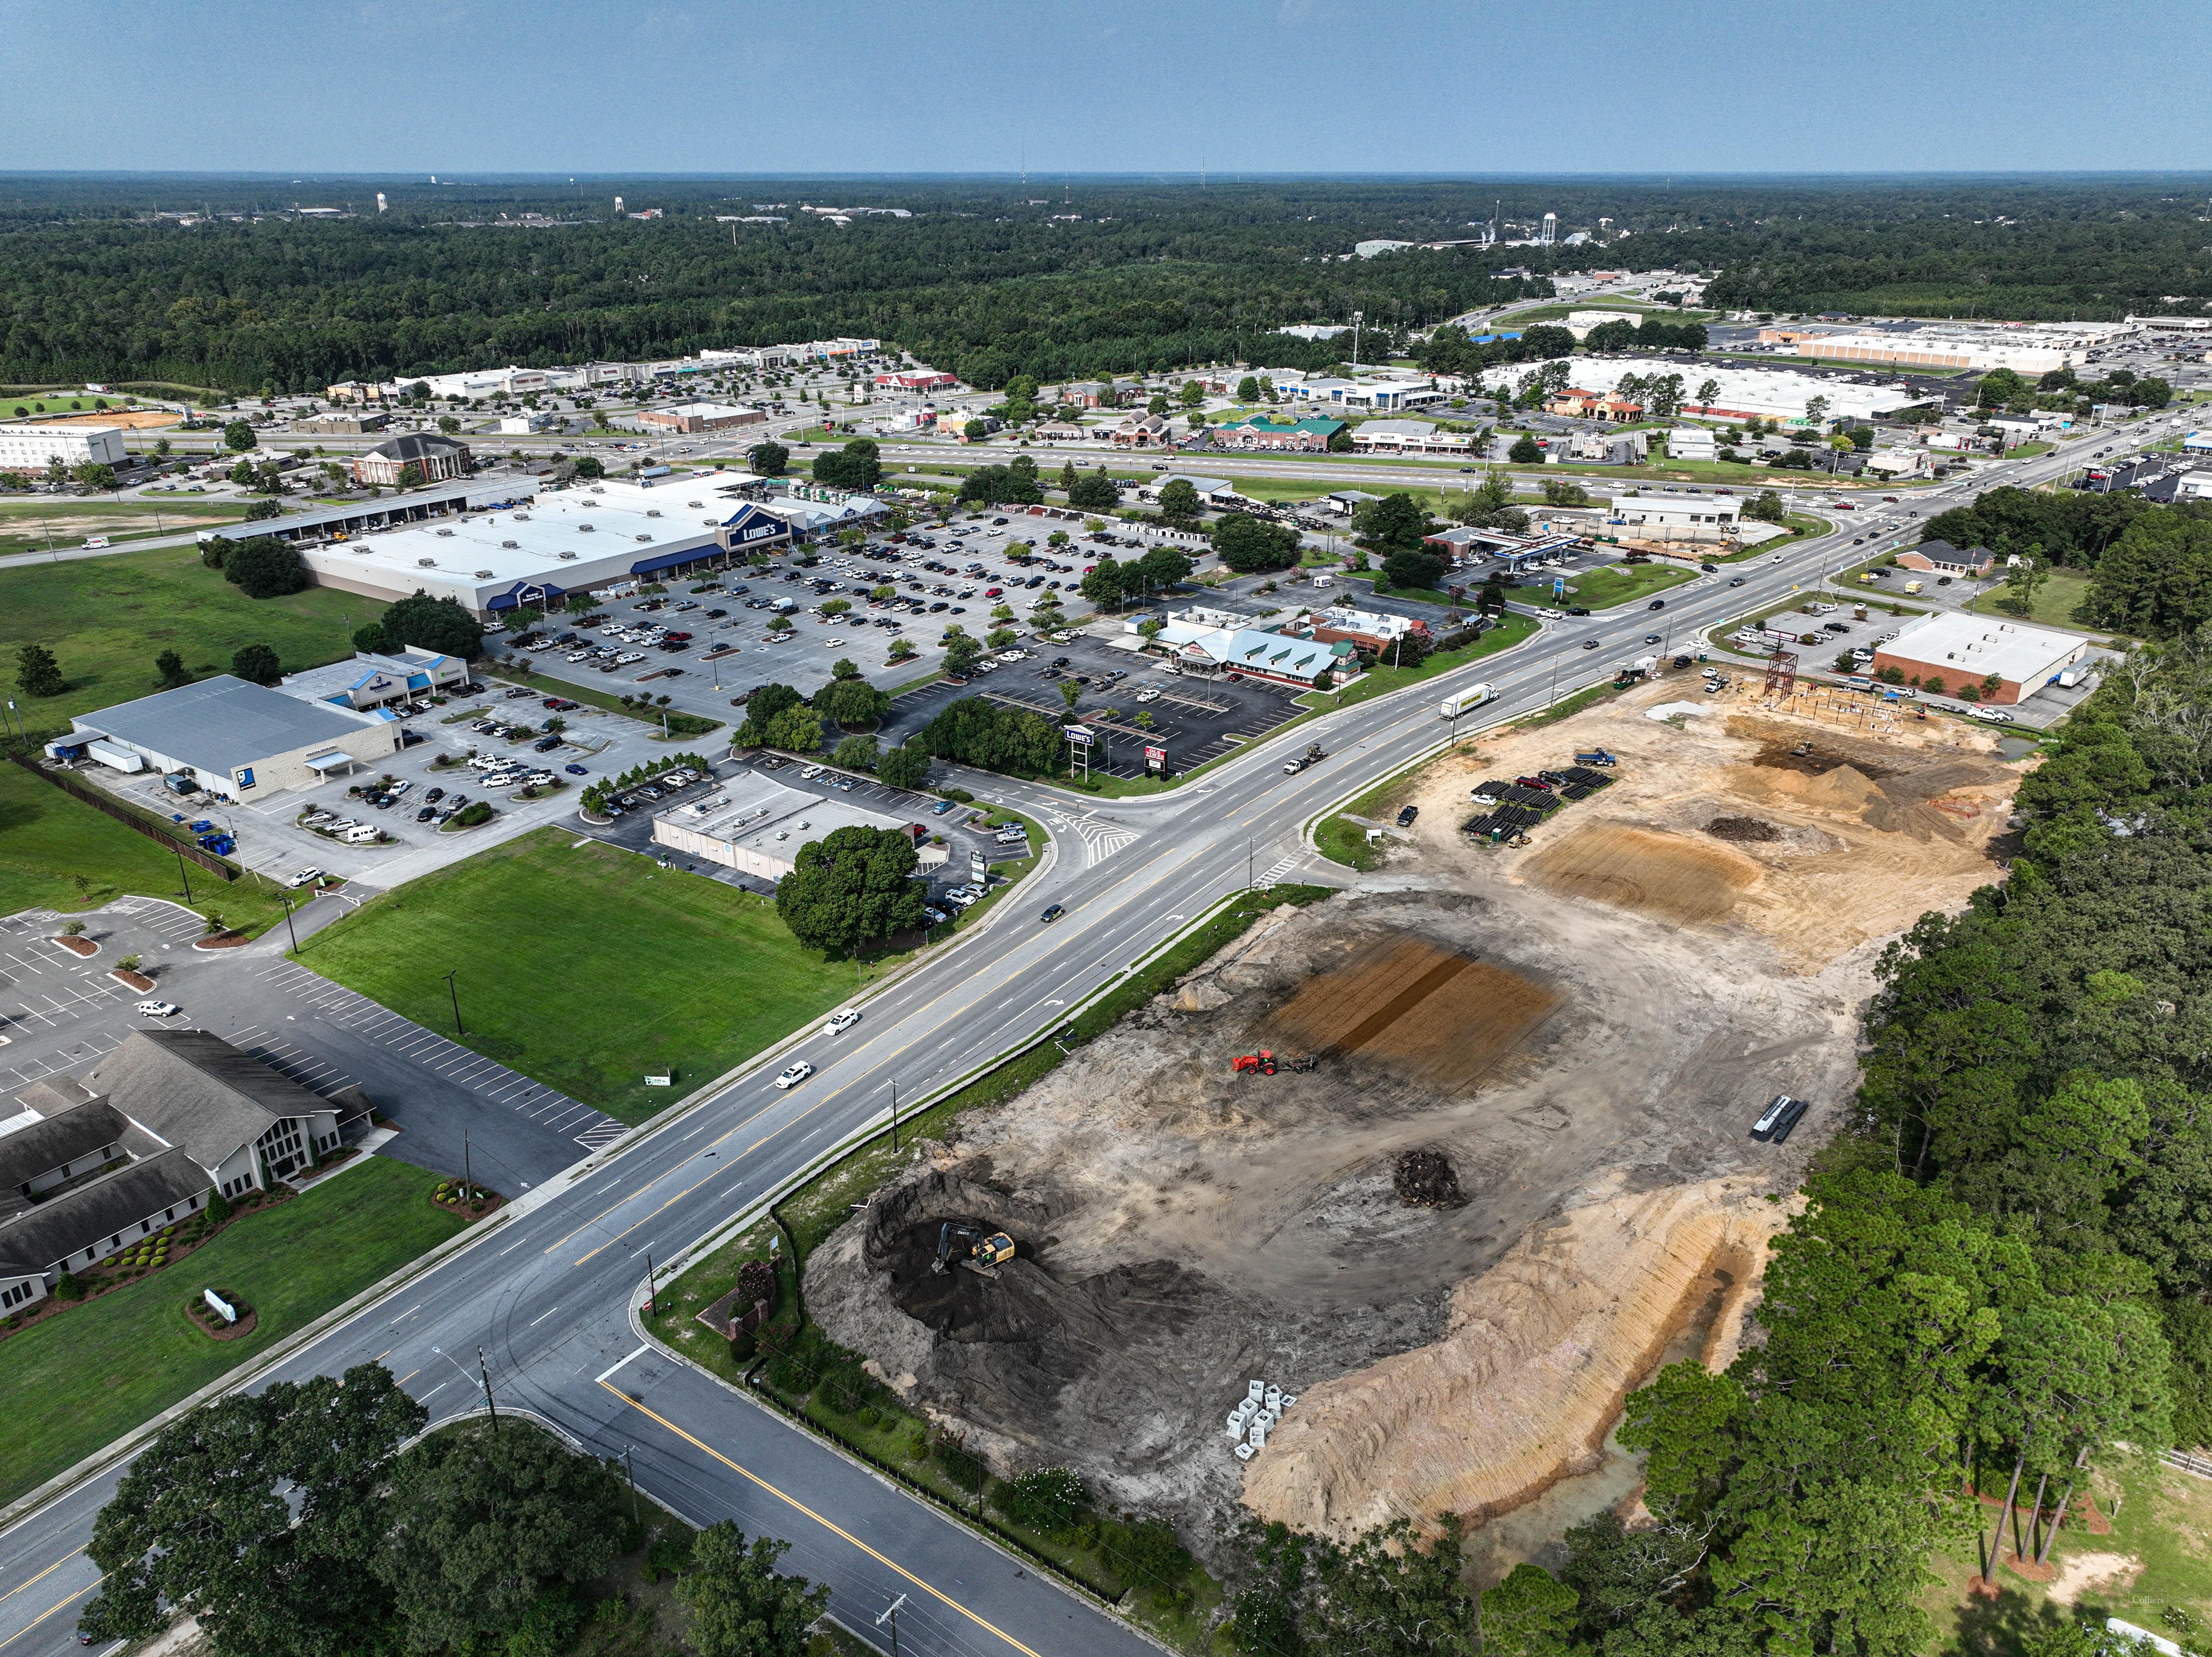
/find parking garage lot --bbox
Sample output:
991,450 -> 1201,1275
881,630 -> 1310,779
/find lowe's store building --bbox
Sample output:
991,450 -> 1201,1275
212,477 -> 792,619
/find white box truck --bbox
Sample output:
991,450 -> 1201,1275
1439,684 -> 1497,719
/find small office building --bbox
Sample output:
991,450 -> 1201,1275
1894,539 -> 1997,578
62,675 -> 398,801
279,647 -> 471,712
651,770 -> 920,882
353,433 -> 472,487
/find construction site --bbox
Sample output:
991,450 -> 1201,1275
804,671 -> 2031,1578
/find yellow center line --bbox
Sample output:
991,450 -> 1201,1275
0,1573 -> 104,1654
598,1383 -> 1043,1657
0,1555 -> 76,1608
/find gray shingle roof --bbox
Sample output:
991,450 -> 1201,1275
71,676 -> 381,779
0,1149 -> 209,1278
88,1032 -> 330,1177
0,1100 -> 133,1199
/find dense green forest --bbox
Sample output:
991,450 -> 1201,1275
2,174 -> 2209,392
1919,487 -> 2212,636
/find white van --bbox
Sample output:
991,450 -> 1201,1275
341,824 -> 382,844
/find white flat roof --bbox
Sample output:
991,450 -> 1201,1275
298,477 -> 748,605
1881,613 -> 2088,684
659,768 -> 915,860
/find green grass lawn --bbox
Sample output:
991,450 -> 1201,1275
0,542 -> 376,730
0,1157 -> 464,1505
304,829 -> 873,1120
1522,561 -> 1697,609
0,759 -> 294,934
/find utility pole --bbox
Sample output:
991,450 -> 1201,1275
443,969 -> 464,1035
876,1595 -> 908,1657
477,1346 -> 498,1431
280,893 -> 300,954
174,844 -> 194,904
624,1446 -> 639,1524
888,1079 -> 899,1152
643,1251 -> 655,1315
463,1130 -> 472,1199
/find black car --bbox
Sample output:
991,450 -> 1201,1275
1647,598 -> 1667,611
416,806 -> 437,822
534,736 -> 562,751
424,786 -> 444,803
705,608 -> 728,619
1566,606 -> 1590,616
1395,805 -> 1419,827
1699,563 -> 1719,573
1040,903 -> 1065,924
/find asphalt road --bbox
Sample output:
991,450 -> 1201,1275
0,414 -> 2160,1657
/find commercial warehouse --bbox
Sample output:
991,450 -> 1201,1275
198,477 -> 538,550
0,422 -> 131,470
290,477 -> 791,617
636,401 -> 765,434
1870,614 -> 2088,706
651,770 -> 921,881
59,675 -> 398,800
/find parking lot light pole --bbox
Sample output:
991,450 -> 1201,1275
443,969 -> 464,1036
280,893 -> 300,954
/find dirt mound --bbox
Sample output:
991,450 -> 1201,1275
1705,816 -> 1780,843
1241,1174 -> 1793,1541
1522,823 -> 1760,926
1394,1149 -> 1465,1208
1267,933 -> 1557,1087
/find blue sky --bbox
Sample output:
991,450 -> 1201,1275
8,0 -> 2209,176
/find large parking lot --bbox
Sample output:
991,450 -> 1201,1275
84,686 -> 695,895
512,512 -> 1112,723
881,629 -> 1310,779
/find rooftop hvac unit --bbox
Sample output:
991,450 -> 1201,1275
589,486 -> 605,494
578,524 -> 594,532
501,539 -> 519,549
514,512 -> 530,520
435,527 -> 455,537
557,550 -> 578,560
474,568 -> 493,578
703,519 -> 720,526
646,508 -> 662,517
687,501 -> 703,508
416,557 -> 437,568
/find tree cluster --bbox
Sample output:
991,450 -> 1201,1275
922,696 -> 1067,777
203,534 -> 308,599
774,823 -> 927,952
1078,544 -> 1192,607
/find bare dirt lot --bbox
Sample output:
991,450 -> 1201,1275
805,675 -> 2031,1570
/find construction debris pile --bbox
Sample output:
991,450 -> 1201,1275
1393,1148 -> 1465,1208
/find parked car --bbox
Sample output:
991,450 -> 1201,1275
135,1000 -> 181,1017
282,867 -> 323,888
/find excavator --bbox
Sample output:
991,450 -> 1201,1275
932,1221 -> 1017,1279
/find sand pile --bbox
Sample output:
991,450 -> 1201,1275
1242,1173 -> 1793,1541
1522,823 -> 1761,926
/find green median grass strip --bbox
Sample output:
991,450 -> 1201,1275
0,1157 -> 465,1507
302,828 -> 898,1122
0,541 -> 369,728
0,759 -> 294,937
1519,560 -> 1697,609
